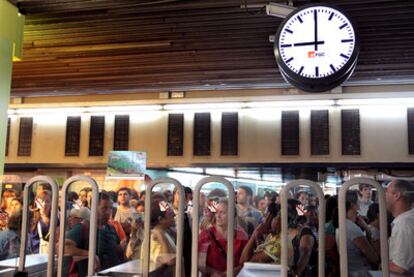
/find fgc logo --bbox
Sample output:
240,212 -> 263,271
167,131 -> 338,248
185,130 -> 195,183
308,51 -> 325,58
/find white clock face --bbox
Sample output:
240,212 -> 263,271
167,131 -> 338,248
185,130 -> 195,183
278,6 -> 356,79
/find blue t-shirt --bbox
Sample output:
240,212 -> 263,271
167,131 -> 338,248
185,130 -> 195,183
66,222 -> 121,277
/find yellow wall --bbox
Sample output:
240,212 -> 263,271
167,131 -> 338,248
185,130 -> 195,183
5,104 -> 414,168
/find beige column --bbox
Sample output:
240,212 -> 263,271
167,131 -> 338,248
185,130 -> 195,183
0,0 -> 24,176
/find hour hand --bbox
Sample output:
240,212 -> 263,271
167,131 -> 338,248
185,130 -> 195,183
293,41 -> 324,47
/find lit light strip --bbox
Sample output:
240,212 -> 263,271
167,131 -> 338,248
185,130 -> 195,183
171,167 -> 204,174
85,105 -> 162,113
12,107 -> 85,115
246,100 -> 335,108
8,97 -> 414,116
336,98 -> 414,106
163,102 -> 245,111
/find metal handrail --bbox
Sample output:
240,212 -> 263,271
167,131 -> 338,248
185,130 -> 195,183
280,179 -> 326,277
338,177 -> 389,277
191,176 -> 235,277
18,176 -> 59,277
57,175 -> 99,277
142,178 -> 185,277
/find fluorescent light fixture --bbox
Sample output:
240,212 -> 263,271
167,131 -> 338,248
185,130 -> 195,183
228,177 -> 284,187
171,167 -> 204,174
14,107 -> 85,115
205,168 -> 235,177
237,171 -> 260,180
247,100 -> 335,108
266,2 -> 295,18
337,98 -> 414,106
164,102 -> 245,111
85,105 -> 162,113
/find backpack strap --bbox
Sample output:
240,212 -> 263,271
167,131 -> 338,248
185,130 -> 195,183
207,229 -> 227,259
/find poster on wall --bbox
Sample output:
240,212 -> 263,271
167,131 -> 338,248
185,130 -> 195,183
106,151 -> 147,179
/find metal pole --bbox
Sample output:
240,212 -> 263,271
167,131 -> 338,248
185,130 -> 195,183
280,179 -> 326,277
142,178 -> 185,277
191,176 -> 235,277
57,175 -> 99,277
18,176 -> 59,277
338,177 -> 389,277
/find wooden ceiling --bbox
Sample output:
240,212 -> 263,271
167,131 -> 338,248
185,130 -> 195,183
9,0 -> 414,97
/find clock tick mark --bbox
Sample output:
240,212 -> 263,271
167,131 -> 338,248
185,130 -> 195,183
339,23 -> 348,29
330,64 -> 336,72
329,12 -> 334,20
286,29 -> 293,34
298,66 -> 304,75
286,57 -> 294,63
340,53 -> 349,59
297,16 -> 303,23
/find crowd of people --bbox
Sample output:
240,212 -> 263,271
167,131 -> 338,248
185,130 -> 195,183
0,179 -> 413,276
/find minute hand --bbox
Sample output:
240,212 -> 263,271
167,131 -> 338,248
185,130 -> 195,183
314,9 -> 318,51
294,41 -> 324,47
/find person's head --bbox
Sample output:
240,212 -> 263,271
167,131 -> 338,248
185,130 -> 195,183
367,203 -> 379,224
163,190 -> 173,203
40,190 -> 52,216
130,199 -> 138,209
136,200 -> 145,213
150,199 -> 175,229
184,186 -> 193,202
36,183 -> 51,198
256,197 -> 267,213
215,198 -> 233,228
264,202 -> 281,234
287,199 -> 300,228
359,184 -> 372,200
386,179 -> 414,215
98,192 -> 113,224
1,189 -> 16,210
346,190 -> 359,220
86,190 -> 93,206
173,184 -> 193,209
10,198 -> 22,213
264,191 -> 278,206
296,191 -> 310,206
117,187 -> 131,206
67,191 -> 79,202
237,186 -> 253,206
172,188 -> 179,209
79,188 -> 89,203
304,205 -> 318,227
208,188 -> 227,199
69,207 -> 90,228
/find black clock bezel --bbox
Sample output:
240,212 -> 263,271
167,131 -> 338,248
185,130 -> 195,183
274,3 -> 360,92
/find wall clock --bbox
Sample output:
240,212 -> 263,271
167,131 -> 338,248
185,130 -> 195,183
274,4 -> 359,92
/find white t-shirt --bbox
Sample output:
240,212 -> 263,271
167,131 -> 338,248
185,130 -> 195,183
114,206 -> 135,224
336,219 -> 371,273
357,196 -> 373,217
389,208 -> 414,273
